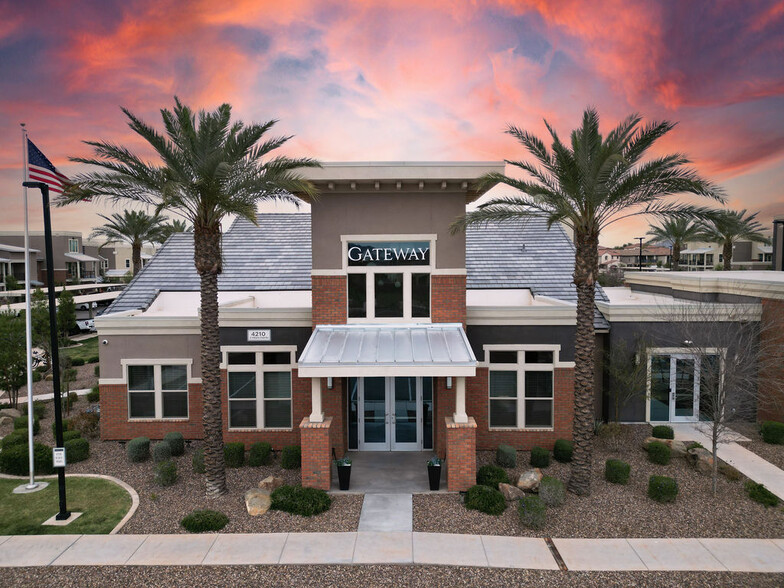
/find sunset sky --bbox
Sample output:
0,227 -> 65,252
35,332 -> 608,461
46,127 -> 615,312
1,0 -> 783,246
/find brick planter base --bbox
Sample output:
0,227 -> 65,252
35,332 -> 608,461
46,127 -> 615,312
300,417 -> 333,490
445,416 -> 477,491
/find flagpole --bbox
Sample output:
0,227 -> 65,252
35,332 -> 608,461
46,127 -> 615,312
21,123 -> 37,490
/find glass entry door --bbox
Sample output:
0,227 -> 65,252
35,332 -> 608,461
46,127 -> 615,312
353,377 -> 428,451
649,354 -> 699,422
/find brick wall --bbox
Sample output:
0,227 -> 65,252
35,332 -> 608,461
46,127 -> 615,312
445,416 -> 476,491
759,298 -> 784,422
300,416 -> 332,490
312,275 -> 347,326
431,274 -> 466,325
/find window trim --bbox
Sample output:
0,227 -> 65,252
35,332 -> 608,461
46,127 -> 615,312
122,359 -> 193,421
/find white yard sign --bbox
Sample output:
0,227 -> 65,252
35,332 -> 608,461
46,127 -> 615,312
53,447 -> 66,468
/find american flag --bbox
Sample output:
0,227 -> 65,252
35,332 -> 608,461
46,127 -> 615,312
26,139 -> 71,195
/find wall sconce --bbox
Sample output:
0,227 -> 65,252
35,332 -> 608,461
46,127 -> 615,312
327,377 -> 334,390
446,377 -> 453,390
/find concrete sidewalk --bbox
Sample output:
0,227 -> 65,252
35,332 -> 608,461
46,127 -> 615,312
1,533 -> 783,572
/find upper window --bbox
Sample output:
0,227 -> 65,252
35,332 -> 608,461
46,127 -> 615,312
127,363 -> 189,419
225,348 -> 294,429
487,348 -> 555,429
68,238 -> 79,253
125,259 -> 130,268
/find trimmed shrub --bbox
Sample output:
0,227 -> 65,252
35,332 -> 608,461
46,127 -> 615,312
153,441 -> 172,463
22,401 -> 46,420
192,448 -> 205,473
87,355 -> 99,364
32,371 -> 42,383
538,476 -> 566,507
94,365 -> 100,377
64,437 -> 89,463
86,386 -> 100,403
647,441 -> 671,465
464,484 -> 506,515
760,421 -> 784,445
52,419 -> 72,437
496,444 -> 516,468
14,416 -> 39,435
605,459 -> 631,484
181,509 -> 228,533
71,357 -> 85,366
0,442 -> 54,475
744,481 -> 780,507
281,445 -> 301,469
155,460 -> 178,487
553,439 -> 573,463
224,442 -> 245,468
530,446 -> 550,468
127,436 -> 150,462
67,391 -> 79,406
0,429 -> 28,449
271,485 -> 331,516
69,411 -> 100,439
651,425 -> 674,440
164,432 -> 185,456
648,475 -> 678,503
476,464 -> 509,489
62,430 -> 82,442
249,442 -> 272,467
518,495 -> 547,530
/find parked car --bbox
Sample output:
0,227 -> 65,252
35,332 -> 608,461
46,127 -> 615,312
76,319 -> 96,333
76,301 -> 98,310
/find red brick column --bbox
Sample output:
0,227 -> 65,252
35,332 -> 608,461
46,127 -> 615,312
445,416 -> 476,491
431,275 -> 466,325
300,416 -> 333,490
312,275 -> 347,326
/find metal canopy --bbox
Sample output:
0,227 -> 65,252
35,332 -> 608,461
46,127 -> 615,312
64,252 -> 100,262
298,323 -> 477,377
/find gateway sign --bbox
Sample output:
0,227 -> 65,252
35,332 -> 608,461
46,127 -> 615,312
347,241 -> 430,266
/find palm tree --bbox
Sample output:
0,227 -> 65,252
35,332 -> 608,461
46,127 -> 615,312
90,209 -> 169,275
158,219 -> 193,244
452,108 -> 723,495
60,97 -> 319,497
698,209 -> 769,271
645,217 -> 702,271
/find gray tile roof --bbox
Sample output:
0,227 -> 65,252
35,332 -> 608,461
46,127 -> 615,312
107,212 -> 609,329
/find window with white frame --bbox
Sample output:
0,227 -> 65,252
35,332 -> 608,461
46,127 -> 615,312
127,363 -> 189,419
487,349 -> 555,429
226,348 -> 294,429
68,238 -> 79,253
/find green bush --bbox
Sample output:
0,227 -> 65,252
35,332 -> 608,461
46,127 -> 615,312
69,411 -> 100,439
760,421 -> 784,445
192,448 -> 205,473
0,442 -> 54,475
224,442 -> 245,467
464,484 -> 506,515
127,436 -> 150,462
22,401 -> 46,419
553,439 -> 573,463
52,419 -> 72,437
271,485 -> 331,516
530,446 -> 550,467
495,444 -> 516,468
71,357 -> 85,366
281,445 -> 301,469
86,386 -> 100,403
87,355 -> 99,364
249,442 -> 272,467
164,432 -> 185,456
518,495 -> 547,529
538,476 -> 565,507
718,463 -> 742,481
647,441 -> 671,465
94,365 -> 100,377
648,475 -> 678,503
32,371 -> 42,383
153,441 -> 172,463
744,481 -> 780,507
605,459 -> 631,484
155,460 -> 178,487
62,430 -> 82,442
476,464 -> 509,489
64,437 -> 89,463
14,416 -> 39,435
0,429 -> 29,449
652,425 -> 674,440
180,509 -> 228,533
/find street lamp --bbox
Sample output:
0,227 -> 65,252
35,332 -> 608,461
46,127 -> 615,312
635,237 -> 644,272
22,180 -> 70,521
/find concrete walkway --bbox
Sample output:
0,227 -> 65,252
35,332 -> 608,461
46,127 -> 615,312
358,494 -> 413,532
672,423 -> 784,500
1,387 -> 93,405
1,533 -> 784,572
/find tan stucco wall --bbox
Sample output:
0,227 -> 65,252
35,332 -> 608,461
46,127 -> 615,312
99,334 -> 202,379
311,191 -> 466,270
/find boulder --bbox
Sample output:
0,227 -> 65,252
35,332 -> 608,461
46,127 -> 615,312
686,447 -> 715,475
245,488 -> 272,516
0,415 -> 13,437
517,468 -> 543,492
258,475 -> 284,493
644,437 -> 689,458
0,408 -> 21,419
499,482 -> 525,501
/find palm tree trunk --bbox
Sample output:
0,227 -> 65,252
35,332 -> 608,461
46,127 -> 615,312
568,231 -> 598,496
723,242 -> 733,271
194,225 -> 227,497
672,244 -> 680,271
132,241 -> 142,276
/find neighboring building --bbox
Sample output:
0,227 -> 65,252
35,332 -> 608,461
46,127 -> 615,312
0,231 -> 102,283
680,240 -> 771,271
101,243 -> 159,277
774,216 -> 784,272
0,243 -> 40,288
82,241 -> 110,277
598,246 -> 622,270
616,246 -> 671,268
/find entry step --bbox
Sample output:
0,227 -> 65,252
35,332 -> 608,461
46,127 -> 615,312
358,494 -> 413,532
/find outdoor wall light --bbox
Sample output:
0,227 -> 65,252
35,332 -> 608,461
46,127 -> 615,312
446,376 -> 453,389
327,377 -> 334,389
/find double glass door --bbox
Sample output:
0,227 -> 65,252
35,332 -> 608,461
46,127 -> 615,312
349,377 -> 433,451
650,354 -> 699,422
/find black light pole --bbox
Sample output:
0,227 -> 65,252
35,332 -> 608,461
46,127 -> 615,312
636,237 -> 644,272
22,180 -> 69,520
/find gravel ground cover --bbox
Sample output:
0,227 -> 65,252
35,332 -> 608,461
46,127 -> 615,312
733,422 -> 784,471
414,425 -> 784,538
3,566 -> 783,588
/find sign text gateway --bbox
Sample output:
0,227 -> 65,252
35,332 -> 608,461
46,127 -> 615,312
347,241 -> 430,266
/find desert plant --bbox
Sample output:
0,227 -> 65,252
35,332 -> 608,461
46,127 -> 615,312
249,441 -> 272,467
64,437 -> 90,463
71,357 -> 85,366
464,484 -> 506,515
14,415 -> 39,435
651,425 -> 674,440
180,509 -> 228,532
647,441 -> 672,465
476,464 -> 509,489
605,459 -> 631,484
22,401 -> 47,419
87,355 -> 99,364
94,364 -> 100,377
86,386 -> 100,403
760,421 -> 784,445
155,460 -> 178,487
718,463 -> 741,481
553,439 -> 573,463
281,445 -> 301,469
530,446 -> 550,467
744,481 -> 780,507
270,485 -> 332,516
538,476 -> 566,507
52,418 -> 72,437
153,441 -> 172,463
192,448 -> 205,473
127,436 -> 151,462
0,429 -> 29,449
224,442 -> 245,468
496,444 -> 516,468
518,495 -> 547,529
0,442 -> 55,475
648,475 -> 678,503
62,430 -> 82,442
164,432 -> 185,456
69,411 -> 100,439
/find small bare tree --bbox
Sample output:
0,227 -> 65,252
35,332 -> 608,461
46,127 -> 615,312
606,335 -> 651,423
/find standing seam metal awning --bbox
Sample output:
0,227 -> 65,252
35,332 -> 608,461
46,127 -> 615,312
65,252 -> 100,263
298,323 -> 477,377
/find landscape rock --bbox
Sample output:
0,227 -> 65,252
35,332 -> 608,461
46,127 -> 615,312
258,475 -> 284,493
644,437 -> 689,458
516,468 -> 543,492
0,415 -> 13,437
687,447 -> 715,475
244,488 -> 272,516
499,482 -> 525,501
0,408 -> 22,419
